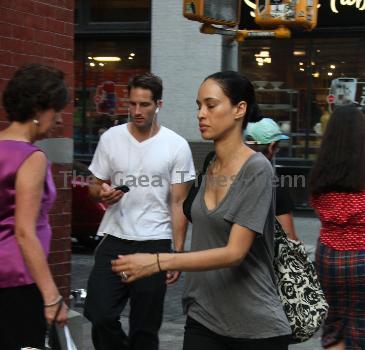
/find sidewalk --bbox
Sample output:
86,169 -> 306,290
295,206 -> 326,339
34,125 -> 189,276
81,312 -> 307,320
70,215 -> 323,349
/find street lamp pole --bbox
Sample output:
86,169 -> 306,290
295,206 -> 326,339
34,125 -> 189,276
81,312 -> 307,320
222,36 -> 238,71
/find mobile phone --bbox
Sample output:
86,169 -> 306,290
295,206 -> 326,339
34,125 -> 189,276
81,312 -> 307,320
114,185 -> 130,193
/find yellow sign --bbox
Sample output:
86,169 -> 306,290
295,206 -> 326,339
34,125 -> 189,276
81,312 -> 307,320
330,0 -> 365,13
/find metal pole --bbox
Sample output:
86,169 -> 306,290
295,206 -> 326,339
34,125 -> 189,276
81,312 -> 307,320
222,36 -> 238,71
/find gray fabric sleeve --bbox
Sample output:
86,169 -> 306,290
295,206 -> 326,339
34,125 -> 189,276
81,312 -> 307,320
224,158 -> 273,235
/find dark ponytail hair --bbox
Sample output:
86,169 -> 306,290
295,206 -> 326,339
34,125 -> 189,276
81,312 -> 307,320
204,71 -> 261,130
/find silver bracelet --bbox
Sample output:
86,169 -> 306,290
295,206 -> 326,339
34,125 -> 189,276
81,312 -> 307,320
44,295 -> 63,308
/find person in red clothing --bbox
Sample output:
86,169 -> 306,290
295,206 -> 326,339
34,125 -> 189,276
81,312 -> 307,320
310,105 -> 365,350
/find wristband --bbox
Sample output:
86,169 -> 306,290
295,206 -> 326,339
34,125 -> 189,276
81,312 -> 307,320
156,253 -> 162,272
44,295 -> 63,308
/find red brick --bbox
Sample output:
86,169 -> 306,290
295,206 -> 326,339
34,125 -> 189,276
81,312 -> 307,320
65,0 -> 74,10
12,0 -> 35,13
61,122 -> 73,138
48,249 -> 71,265
34,30 -> 55,45
12,54 -> 39,67
52,199 -> 72,214
52,274 -> 71,290
13,25 -> 34,41
43,44 -> 66,60
50,213 -> 71,226
0,50 -> 13,65
54,33 -> 71,49
64,22 -> 73,36
0,64 -> 16,79
0,119 -> 9,128
50,238 -> 71,252
51,262 -> 71,276
46,18 -> 65,34
62,48 -> 73,62
1,8 -> 25,26
23,14 -> 47,31
51,225 -> 71,239
2,37 -> 22,51
33,2 -> 56,18
20,41 -> 44,56
55,8 -> 73,22
0,22 -> 13,38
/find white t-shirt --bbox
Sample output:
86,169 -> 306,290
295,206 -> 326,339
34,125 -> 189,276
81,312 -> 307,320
89,124 -> 196,241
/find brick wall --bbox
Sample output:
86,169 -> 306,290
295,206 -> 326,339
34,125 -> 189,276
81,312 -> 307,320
0,0 -> 74,300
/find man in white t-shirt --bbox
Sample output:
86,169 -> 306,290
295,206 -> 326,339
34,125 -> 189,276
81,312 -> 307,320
84,73 -> 196,350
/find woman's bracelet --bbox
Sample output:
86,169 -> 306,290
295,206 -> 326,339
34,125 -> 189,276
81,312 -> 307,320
156,253 -> 162,272
44,295 -> 63,308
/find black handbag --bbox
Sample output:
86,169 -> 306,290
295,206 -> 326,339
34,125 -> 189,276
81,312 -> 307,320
183,151 -> 215,222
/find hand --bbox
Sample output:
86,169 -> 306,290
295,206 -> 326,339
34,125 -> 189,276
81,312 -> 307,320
111,253 -> 159,283
166,270 -> 181,284
100,183 -> 124,205
44,302 -> 68,326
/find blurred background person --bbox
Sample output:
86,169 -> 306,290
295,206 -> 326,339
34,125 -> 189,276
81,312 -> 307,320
245,118 -> 298,240
310,105 -> 365,350
0,64 -> 69,350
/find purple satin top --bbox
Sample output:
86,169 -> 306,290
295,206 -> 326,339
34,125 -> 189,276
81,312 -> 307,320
0,140 -> 56,288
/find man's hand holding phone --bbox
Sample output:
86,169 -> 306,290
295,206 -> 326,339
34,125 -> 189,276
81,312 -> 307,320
100,183 -> 129,205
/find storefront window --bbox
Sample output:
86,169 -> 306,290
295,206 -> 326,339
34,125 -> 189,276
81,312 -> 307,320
74,38 -> 150,158
90,0 -> 150,22
239,37 -> 365,161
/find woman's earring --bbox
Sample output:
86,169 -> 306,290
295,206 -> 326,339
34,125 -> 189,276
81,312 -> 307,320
33,119 -> 39,125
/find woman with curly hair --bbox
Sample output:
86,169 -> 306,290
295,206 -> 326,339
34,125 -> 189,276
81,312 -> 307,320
310,105 -> 365,350
0,64 -> 69,349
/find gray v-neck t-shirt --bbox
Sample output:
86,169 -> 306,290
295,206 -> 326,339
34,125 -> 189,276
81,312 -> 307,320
182,153 -> 291,339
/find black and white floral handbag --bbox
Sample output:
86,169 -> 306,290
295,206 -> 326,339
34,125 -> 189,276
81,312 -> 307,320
273,219 -> 328,343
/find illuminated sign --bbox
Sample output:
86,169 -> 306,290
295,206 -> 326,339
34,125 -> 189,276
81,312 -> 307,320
243,0 -> 365,14
241,0 -> 365,28
330,0 -> 365,13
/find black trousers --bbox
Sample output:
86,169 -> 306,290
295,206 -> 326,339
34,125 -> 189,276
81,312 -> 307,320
84,235 -> 171,350
183,317 -> 290,350
0,283 -> 46,350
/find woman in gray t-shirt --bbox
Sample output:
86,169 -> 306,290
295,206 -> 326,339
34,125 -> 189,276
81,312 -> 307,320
112,71 -> 292,349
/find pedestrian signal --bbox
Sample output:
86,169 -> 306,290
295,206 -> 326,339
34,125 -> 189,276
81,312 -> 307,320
183,0 -> 241,28
255,0 -> 318,31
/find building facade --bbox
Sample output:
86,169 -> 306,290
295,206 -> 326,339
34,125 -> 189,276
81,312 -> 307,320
74,1 -> 365,208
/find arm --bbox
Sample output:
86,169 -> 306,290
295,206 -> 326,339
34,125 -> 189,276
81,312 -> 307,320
89,176 -> 124,205
15,152 -> 67,324
165,181 -> 191,284
170,182 -> 191,252
277,213 -> 299,240
111,224 -> 256,282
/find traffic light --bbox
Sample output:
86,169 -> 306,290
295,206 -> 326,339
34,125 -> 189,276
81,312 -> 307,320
183,0 -> 241,28
255,0 -> 318,31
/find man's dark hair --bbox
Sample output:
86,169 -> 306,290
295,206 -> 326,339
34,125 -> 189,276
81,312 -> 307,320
128,73 -> 163,103
2,64 -> 68,122
310,105 -> 365,195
